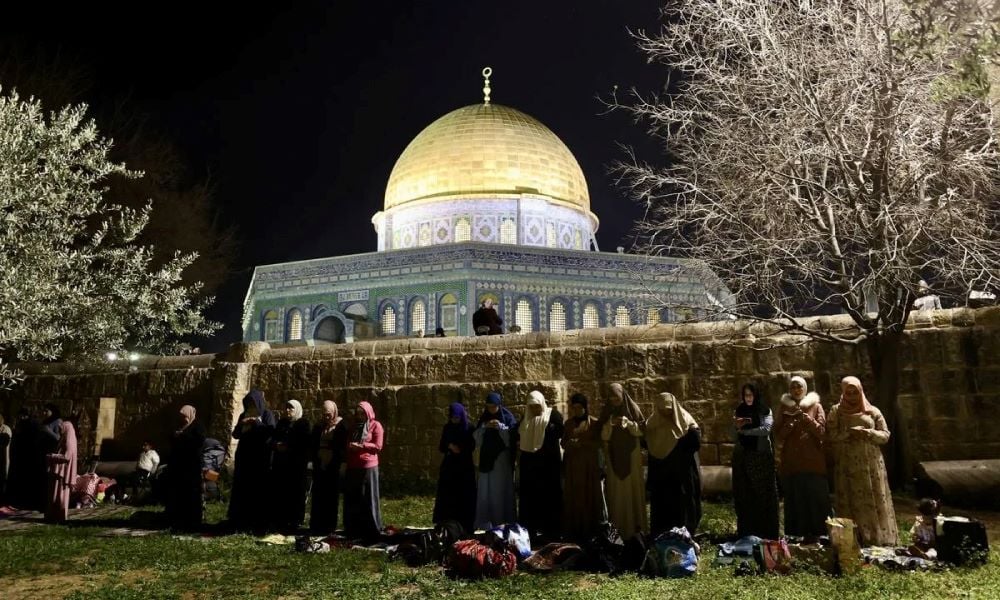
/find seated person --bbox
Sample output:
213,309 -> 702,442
135,441 -> 160,489
908,498 -> 941,559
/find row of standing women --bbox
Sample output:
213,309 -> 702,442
226,391 -> 384,540
733,376 -> 899,546
433,384 -> 704,544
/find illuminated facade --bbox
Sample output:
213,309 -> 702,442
242,69 -> 727,344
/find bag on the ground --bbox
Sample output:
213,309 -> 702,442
523,543 -> 585,573
581,523 -> 626,573
758,538 -> 792,575
448,539 -> 517,578
936,517 -> 989,566
644,527 -> 700,578
826,517 -> 862,575
619,532 -> 651,574
72,473 -> 101,507
486,523 -> 532,560
715,535 -> 762,572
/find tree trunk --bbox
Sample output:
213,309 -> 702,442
866,331 -> 912,488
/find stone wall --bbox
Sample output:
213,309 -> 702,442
3,308 -> 999,485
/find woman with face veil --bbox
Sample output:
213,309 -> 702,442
270,399 -> 312,532
166,405 -> 207,531
645,392 -> 702,536
599,383 -> 648,538
310,400 -> 349,535
517,390 -> 564,541
432,402 -> 477,533
227,390 -> 278,533
561,393 -> 607,541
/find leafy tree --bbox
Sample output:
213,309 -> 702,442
620,0 -> 1000,483
0,90 -> 218,385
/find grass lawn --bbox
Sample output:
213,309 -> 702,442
0,497 -> 997,599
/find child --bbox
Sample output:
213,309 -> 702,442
908,498 -> 941,559
134,441 -> 160,493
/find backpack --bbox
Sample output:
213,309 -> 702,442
448,539 -> 517,578
644,527 -> 700,578
582,523 -> 625,573
937,517 -> 990,566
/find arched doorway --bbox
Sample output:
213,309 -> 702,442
314,315 -> 346,344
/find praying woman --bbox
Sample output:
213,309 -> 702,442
731,383 -> 780,539
227,390 -> 278,533
561,393 -> 607,542
518,390 -> 564,541
645,392 -> 702,536
44,420 -> 77,523
310,400 -> 348,534
432,402 -> 477,533
343,401 -> 384,541
270,399 -> 312,531
473,391 -> 518,530
599,383 -> 648,538
166,405 -> 207,531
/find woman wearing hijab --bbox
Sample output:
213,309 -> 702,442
432,402 -> 477,532
228,389 -> 278,533
774,376 -> 831,540
599,383 -> 648,539
732,383 -> 780,539
0,414 -> 11,504
646,392 -> 702,536
518,390 -> 564,541
561,393 -> 606,541
473,391 -> 518,530
166,405 -> 207,531
828,376 -> 898,546
45,420 -> 77,523
310,400 -> 349,534
6,409 -> 42,509
270,399 -> 312,532
343,401 -> 384,541
40,404 -> 62,453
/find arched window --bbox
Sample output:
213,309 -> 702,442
614,305 -> 630,328
381,305 -> 397,335
410,298 -> 426,335
439,293 -> 458,332
549,301 -> 566,332
500,217 -> 517,244
646,307 -> 661,325
287,309 -> 303,341
454,217 -> 471,243
263,310 -> 281,342
546,223 -> 557,247
582,303 -> 600,329
515,298 -> 533,333
418,223 -> 432,247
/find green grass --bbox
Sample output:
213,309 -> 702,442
0,498 -> 997,599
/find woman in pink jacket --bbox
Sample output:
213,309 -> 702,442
343,401 -> 384,540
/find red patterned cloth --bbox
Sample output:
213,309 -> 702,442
448,539 -> 517,578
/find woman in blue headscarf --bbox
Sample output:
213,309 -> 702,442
473,391 -> 517,530
227,390 -> 278,533
432,402 -> 477,532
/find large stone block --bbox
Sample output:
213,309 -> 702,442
462,352 -> 502,382
559,347 -> 604,380
647,343 -> 693,377
604,345 -> 647,380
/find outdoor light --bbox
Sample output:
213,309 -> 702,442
105,352 -> 119,361
128,352 -> 141,361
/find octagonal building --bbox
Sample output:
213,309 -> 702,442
242,71 -> 728,344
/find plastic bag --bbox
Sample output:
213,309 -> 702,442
486,523 -> 532,560
646,527 -> 699,578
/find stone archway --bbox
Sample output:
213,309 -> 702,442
314,315 -> 346,344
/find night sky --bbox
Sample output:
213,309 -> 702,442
3,1 -> 669,350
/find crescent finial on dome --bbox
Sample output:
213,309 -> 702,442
482,66 -> 492,105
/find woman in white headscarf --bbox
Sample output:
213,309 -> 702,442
645,393 -> 701,536
774,376 -> 831,540
310,400 -> 349,534
517,390 -> 564,541
270,399 -> 312,532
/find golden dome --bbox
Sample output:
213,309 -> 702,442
384,104 -> 590,211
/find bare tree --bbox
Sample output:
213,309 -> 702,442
619,0 -> 1000,483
